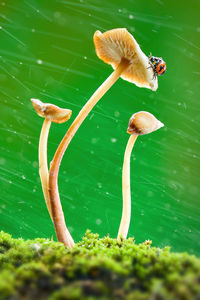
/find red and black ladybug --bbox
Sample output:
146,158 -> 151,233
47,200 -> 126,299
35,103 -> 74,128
149,55 -> 166,78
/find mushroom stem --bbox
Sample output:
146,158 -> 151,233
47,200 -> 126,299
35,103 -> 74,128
39,118 -> 52,219
117,134 -> 138,241
39,119 -> 74,248
49,59 -> 130,246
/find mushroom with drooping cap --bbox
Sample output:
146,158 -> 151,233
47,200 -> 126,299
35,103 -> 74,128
49,29 -> 158,245
31,98 -> 74,248
117,111 -> 164,242
94,28 -> 158,91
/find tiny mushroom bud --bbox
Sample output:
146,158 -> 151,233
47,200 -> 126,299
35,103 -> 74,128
127,111 -> 164,135
31,98 -> 74,248
49,29 -> 159,239
117,111 -> 164,241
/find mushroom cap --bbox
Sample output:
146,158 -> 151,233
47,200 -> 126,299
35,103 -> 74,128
127,111 -> 164,135
31,99 -> 72,124
93,28 -> 158,91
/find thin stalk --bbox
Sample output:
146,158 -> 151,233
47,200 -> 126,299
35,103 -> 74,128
49,59 -> 130,247
117,134 -> 138,241
39,119 -> 74,248
39,118 -> 52,219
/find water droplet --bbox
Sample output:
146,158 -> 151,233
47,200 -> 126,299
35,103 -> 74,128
97,182 -> 102,189
96,219 -> 102,225
110,138 -> 117,143
91,137 -> 98,144
37,59 -> 43,65
54,11 -> 61,18
33,242 -> 41,251
68,226 -> 74,232
32,161 -> 38,168
114,111 -> 120,117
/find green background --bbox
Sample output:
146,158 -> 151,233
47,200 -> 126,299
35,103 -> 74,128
0,0 -> 199,255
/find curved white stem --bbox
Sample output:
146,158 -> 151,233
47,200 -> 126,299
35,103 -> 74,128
39,118 -> 52,219
117,134 -> 138,241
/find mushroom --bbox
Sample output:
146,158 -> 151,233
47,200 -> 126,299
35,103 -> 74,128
117,111 -> 164,241
93,28 -> 158,90
31,98 -> 74,248
49,29 -> 158,244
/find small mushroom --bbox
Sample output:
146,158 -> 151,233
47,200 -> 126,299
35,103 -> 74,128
117,111 -> 164,241
49,29 -> 158,241
31,98 -> 74,248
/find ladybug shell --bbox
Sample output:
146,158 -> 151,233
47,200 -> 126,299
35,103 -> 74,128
156,61 -> 166,76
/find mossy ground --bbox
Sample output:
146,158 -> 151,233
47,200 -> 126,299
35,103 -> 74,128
0,230 -> 200,300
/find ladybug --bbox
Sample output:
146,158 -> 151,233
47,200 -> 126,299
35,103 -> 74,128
149,55 -> 166,78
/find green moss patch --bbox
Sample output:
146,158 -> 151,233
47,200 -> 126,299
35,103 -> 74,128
0,230 -> 199,299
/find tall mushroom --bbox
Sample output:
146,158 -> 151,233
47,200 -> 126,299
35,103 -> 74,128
49,28 -> 158,246
117,111 -> 164,241
31,99 -> 74,248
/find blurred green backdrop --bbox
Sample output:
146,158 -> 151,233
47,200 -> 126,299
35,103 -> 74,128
0,0 -> 199,255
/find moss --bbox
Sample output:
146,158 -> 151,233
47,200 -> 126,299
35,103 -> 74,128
0,230 -> 199,300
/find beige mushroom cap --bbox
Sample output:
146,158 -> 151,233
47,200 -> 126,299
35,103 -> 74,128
31,99 -> 72,124
127,111 -> 164,135
93,28 -> 158,91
